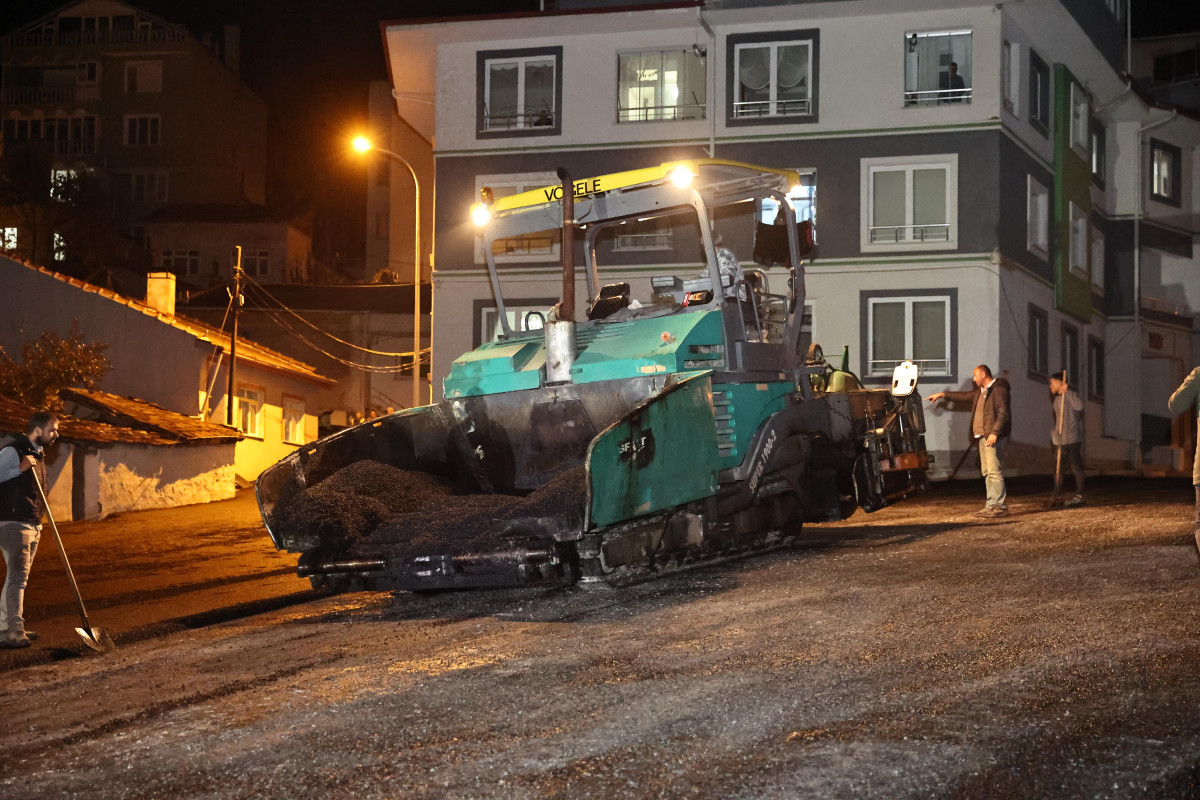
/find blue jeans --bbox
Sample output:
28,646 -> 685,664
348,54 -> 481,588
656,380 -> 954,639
0,521 -> 41,635
978,436 -> 1007,510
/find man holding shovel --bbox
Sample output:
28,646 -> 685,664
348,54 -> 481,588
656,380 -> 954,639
0,410 -> 59,648
1049,372 -> 1085,508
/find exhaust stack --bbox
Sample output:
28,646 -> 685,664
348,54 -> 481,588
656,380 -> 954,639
545,167 -> 577,385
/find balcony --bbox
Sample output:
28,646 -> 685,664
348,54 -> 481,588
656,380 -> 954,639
904,87 -> 973,107
8,29 -> 186,48
618,103 -> 705,123
1,86 -> 101,105
53,138 -> 100,156
732,98 -> 812,118
482,109 -> 557,132
868,357 -> 951,378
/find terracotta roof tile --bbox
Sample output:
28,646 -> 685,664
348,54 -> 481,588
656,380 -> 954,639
0,396 -> 176,447
59,388 -> 242,443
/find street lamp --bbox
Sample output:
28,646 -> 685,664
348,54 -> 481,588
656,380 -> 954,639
353,135 -> 423,408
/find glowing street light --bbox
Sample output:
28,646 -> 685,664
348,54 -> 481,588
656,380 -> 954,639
353,135 -> 423,408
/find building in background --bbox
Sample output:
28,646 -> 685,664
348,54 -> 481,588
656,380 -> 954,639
380,0 -> 1199,477
0,0 -> 267,264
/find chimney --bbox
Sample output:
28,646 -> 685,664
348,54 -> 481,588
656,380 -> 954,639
145,272 -> 177,316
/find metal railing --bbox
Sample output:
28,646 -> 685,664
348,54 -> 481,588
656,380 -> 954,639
904,87 -> 973,106
868,224 -> 951,244
613,232 -> 673,252
733,98 -> 812,118
9,29 -> 186,47
618,103 -> 706,123
483,110 -> 557,131
1142,295 -> 1190,317
868,357 -> 951,378
52,138 -> 100,155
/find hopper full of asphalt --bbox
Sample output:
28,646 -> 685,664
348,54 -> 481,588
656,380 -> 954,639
268,460 -> 587,559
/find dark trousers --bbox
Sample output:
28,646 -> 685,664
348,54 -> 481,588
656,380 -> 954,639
1053,442 -> 1085,495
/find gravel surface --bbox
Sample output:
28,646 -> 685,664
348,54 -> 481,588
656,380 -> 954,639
1,476 -> 1198,799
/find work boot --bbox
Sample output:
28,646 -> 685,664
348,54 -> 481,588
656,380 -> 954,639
973,506 -> 994,517
23,631 -> 38,641
990,506 -> 1010,517
1064,495 -> 1085,508
0,631 -> 31,649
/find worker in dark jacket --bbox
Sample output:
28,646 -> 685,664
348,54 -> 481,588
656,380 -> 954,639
927,365 -> 1013,517
0,410 -> 60,648
1168,366 -> 1200,557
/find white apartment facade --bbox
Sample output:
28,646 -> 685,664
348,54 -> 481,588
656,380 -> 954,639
382,0 -> 1199,476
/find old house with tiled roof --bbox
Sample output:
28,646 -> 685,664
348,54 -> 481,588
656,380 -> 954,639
0,394 -> 237,520
1,255 -> 335,481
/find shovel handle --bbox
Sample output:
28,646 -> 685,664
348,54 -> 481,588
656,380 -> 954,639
31,470 -> 95,631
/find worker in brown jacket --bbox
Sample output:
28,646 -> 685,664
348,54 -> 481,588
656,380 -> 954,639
927,364 -> 1013,517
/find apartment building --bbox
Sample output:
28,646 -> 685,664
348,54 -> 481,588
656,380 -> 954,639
0,0 -> 267,264
380,0 -> 1199,475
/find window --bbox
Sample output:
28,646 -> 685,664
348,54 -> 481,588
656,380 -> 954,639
1091,122 -> 1106,186
861,155 -> 957,251
125,114 -> 160,145
1061,324 -> 1079,386
611,218 -> 673,252
1027,175 -> 1049,259
1029,50 -> 1050,134
234,249 -> 270,277
1069,82 -> 1089,157
77,61 -> 99,85
1150,139 -> 1181,206
49,169 -> 78,201
1087,337 -> 1104,400
282,396 -> 306,445
1,228 -> 16,251
125,61 -> 162,93
618,48 -> 706,122
478,48 -> 561,136
1028,305 -> 1048,379
1002,40 -> 1019,115
760,171 -> 816,228
864,292 -> 953,379
235,386 -> 264,438
1068,202 -> 1088,278
131,171 -> 168,202
162,249 -> 200,275
1153,47 -> 1199,84
481,303 -> 548,345
731,34 -> 814,119
903,30 -> 972,107
474,173 -> 560,263
53,233 -> 66,262
1090,225 -> 1105,295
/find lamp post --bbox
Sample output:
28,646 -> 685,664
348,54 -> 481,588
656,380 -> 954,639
353,136 -> 423,408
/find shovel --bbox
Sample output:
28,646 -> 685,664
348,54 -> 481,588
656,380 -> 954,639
32,471 -> 114,653
1046,381 -> 1068,510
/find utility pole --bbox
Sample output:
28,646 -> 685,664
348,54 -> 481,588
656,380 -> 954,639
226,246 -> 243,427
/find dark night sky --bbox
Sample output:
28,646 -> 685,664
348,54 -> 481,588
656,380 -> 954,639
0,0 -> 1196,274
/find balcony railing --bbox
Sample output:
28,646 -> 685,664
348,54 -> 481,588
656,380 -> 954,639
868,224 -> 951,244
613,232 -> 673,252
9,29 -> 186,47
618,103 -> 706,123
1142,294 -> 1190,317
0,85 -> 101,105
482,109 -> 557,131
904,87 -> 973,106
733,98 -> 812,118
868,357 -> 952,378
53,138 -> 100,156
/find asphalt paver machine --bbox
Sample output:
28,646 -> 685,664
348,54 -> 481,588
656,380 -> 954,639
256,159 -> 929,591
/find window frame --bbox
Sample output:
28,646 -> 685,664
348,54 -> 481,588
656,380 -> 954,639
234,384 -> 265,439
473,297 -> 558,348
1028,304 -> 1049,381
1068,201 -> 1088,279
1026,175 -> 1050,260
616,47 -> 707,124
902,29 -> 973,108
124,113 -> 160,146
131,171 -> 168,203
474,172 -> 561,264
234,248 -> 270,277
1069,82 -> 1090,158
859,289 -> 957,383
860,154 -> 958,253
1149,138 -> 1181,207
725,29 -> 820,126
124,60 -> 162,93
1061,322 -> 1080,387
1087,336 -> 1105,401
161,249 -> 200,276
1029,50 -> 1050,135
1,227 -> 17,251
282,395 -> 306,445
1002,39 -> 1019,116
1091,122 -> 1106,187
476,47 -> 563,139
1090,224 -> 1105,295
